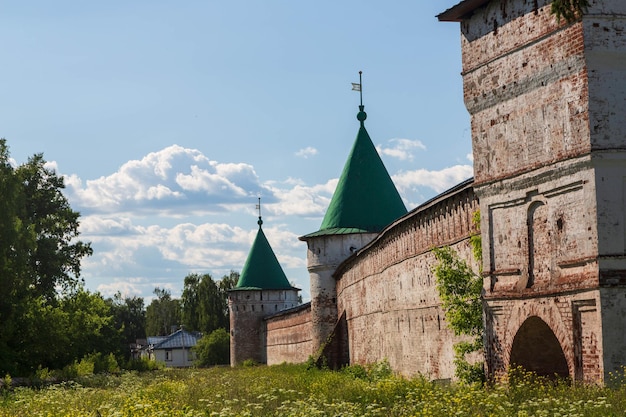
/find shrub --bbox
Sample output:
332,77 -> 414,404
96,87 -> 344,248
194,328 -> 230,366
124,357 -> 163,372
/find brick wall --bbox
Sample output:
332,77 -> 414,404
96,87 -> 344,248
265,303 -> 313,365
456,0 -> 626,382
334,182 -> 479,380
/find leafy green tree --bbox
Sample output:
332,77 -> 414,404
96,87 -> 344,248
16,151 -> 93,302
181,270 -> 238,334
181,273 -> 229,334
146,287 -> 182,336
219,271 -> 239,327
106,292 -> 146,359
194,328 -> 230,366
181,274 -> 202,331
0,139 -> 92,375
61,289 -> 119,366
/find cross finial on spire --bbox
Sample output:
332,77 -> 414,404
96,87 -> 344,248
256,197 -> 263,227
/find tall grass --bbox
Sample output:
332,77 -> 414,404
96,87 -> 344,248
1,364 -> 626,416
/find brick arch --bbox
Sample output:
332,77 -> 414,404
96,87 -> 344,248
502,301 -> 573,377
509,316 -> 569,377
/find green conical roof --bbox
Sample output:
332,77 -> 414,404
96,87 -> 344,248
303,108 -> 407,238
234,219 -> 294,290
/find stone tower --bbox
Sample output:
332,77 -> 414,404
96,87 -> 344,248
229,212 -> 299,365
300,103 -> 407,359
440,0 -> 626,382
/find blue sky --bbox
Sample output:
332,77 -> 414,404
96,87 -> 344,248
1,1 -> 472,301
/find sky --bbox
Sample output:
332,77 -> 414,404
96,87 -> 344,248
1,1 -> 473,302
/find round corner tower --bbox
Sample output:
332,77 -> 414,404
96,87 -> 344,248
229,215 -> 299,366
300,103 -> 407,356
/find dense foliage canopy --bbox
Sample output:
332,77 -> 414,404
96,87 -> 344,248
0,139 -> 98,375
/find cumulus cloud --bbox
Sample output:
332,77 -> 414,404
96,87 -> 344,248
376,138 -> 426,161
295,147 -> 318,158
393,164 -> 474,194
64,145 -> 271,215
79,215 -> 305,286
264,178 -> 337,217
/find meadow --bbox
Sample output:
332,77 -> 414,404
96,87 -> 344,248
2,363 -> 626,417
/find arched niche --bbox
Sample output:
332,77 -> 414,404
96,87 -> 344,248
527,201 -> 551,288
509,316 -> 569,378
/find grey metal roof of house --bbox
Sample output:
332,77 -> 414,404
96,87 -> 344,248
147,336 -> 167,346
152,329 -> 202,350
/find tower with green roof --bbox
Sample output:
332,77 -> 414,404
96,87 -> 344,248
300,90 -> 407,357
229,206 -> 300,365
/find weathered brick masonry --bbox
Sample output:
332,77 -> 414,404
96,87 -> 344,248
441,0 -> 626,382
265,303 -> 312,365
334,180 -> 478,379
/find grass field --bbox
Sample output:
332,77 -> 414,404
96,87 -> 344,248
2,363 -> 626,416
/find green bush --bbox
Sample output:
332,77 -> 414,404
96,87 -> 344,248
194,328 -> 230,366
124,357 -> 163,372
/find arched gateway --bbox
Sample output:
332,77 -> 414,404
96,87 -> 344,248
509,317 -> 569,378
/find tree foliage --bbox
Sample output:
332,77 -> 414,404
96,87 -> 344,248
180,271 -> 238,334
146,287 -> 182,336
106,292 -> 146,359
551,0 -> 589,23
194,328 -> 230,366
0,139 -> 95,375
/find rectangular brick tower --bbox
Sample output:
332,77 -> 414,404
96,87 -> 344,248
440,0 -> 626,382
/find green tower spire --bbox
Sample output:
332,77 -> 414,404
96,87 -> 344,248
234,199 -> 294,290
304,76 -> 407,238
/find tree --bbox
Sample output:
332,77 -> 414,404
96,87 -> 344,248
194,328 -> 230,366
219,271 -> 239,328
106,292 -> 146,359
181,273 -> 229,334
145,287 -> 181,336
181,274 -> 202,332
180,271 -> 238,334
16,151 -> 93,301
0,139 -> 93,375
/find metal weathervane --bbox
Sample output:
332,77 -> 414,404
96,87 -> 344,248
256,197 -> 263,227
351,71 -> 363,106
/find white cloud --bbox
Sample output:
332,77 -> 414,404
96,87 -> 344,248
264,178 -> 337,217
96,279 -> 147,298
466,152 -> 474,162
376,138 -> 426,161
64,145 -> 270,214
393,164 -> 473,194
295,147 -> 318,158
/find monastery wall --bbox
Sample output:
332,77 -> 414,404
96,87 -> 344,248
265,303 -> 313,365
334,181 -> 479,380
453,0 -> 626,382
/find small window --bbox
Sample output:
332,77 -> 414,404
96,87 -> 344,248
165,350 -> 173,361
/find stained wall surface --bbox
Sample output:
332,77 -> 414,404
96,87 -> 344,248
334,182 -> 479,380
458,0 -> 626,382
265,303 -> 312,365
